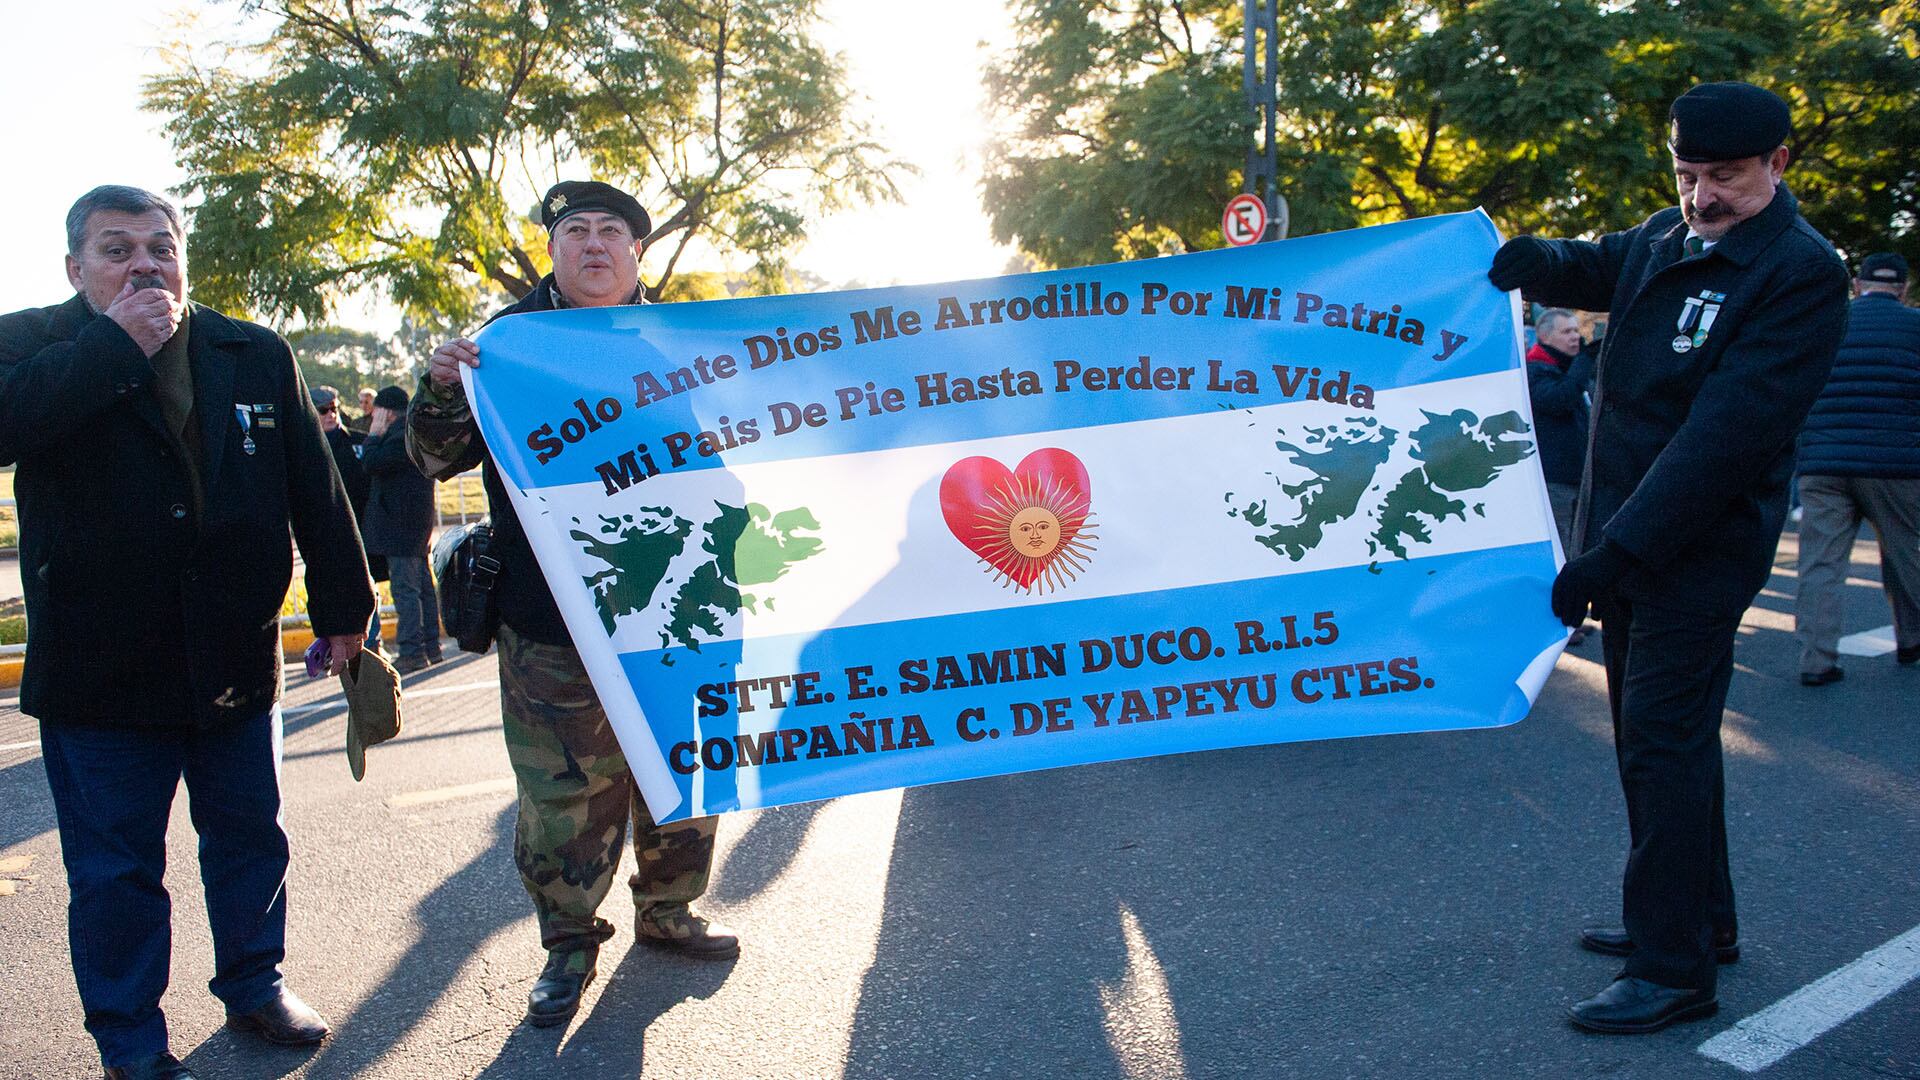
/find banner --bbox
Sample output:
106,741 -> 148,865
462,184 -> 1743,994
467,210 -> 1567,823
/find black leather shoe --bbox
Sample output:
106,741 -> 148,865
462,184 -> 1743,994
1801,667 -> 1844,686
1568,975 -> 1718,1033
1898,644 -> 1920,665
226,990 -> 331,1046
104,1052 -> 196,1080
526,949 -> 597,1028
1580,926 -> 1740,963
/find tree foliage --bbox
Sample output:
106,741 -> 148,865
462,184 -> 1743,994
984,0 -> 1920,268
287,324 -> 411,396
148,0 -> 907,327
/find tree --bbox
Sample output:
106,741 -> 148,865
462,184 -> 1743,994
287,325 -> 407,395
147,0 -> 908,327
984,0 -> 1920,267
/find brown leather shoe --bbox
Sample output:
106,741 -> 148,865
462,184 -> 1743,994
636,901 -> 740,959
1580,925 -> 1740,963
226,989 -> 330,1046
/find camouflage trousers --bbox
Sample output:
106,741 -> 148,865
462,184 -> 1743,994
498,623 -> 717,956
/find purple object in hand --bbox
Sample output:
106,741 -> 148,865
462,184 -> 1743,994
304,639 -> 331,679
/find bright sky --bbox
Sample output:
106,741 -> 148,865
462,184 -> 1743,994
0,0 -> 1017,321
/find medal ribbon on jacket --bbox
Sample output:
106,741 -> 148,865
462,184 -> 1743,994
234,403 -> 257,456
1671,290 -> 1726,353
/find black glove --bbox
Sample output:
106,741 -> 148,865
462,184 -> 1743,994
1488,237 -> 1551,292
1551,539 -> 1637,627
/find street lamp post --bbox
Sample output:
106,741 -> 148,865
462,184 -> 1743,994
1243,0 -> 1289,241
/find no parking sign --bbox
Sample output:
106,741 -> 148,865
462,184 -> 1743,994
1222,194 -> 1267,246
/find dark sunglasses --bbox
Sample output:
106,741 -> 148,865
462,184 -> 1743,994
317,404 -> 338,414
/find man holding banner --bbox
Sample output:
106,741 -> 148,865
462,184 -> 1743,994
406,180 -> 738,1031
1490,82 -> 1849,1033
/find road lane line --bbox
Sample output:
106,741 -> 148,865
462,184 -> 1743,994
0,739 -> 39,752
282,679 -> 497,717
1838,624 -> 1897,658
386,777 -> 517,809
1697,924 -> 1920,1072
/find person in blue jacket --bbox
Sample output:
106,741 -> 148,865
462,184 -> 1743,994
1489,82 -> 1850,1035
1793,251 -> 1920,683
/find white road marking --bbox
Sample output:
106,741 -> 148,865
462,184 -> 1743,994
386,777 -> 517,809
1697,924 -> 1920,1072
1838,625 -> 1898,658
282,679 -> 497,717
0,740 -> 39,752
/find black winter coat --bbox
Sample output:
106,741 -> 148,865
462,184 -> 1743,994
1521,185 -> 1849,615
1526,342 -> 1593,486
0,296 -> 374,728
1796,292 -> 1920,478
324,425 -> 370,518
360,426 -> 436,557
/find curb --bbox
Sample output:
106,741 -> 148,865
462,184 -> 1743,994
0,612 -> 399,691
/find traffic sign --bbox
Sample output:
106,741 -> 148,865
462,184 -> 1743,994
1223,194 -> 1267,246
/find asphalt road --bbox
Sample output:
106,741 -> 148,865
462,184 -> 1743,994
1,530 -> 1915,1079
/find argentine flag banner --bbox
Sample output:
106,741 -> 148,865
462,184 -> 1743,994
467,210 -> 1567,823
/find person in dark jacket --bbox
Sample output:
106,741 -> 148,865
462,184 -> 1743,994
0,185 -> 374,1079
1526,309 -> 1593,506
312,384 -> 369,516
1793,252 -> 1920,682
1489,82 -> 1850,1034
1527,308 -> 1595,643
405,180 -> 736,1030
361,384 -> 442,673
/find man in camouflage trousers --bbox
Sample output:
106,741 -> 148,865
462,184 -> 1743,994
406,181 -> 737,1030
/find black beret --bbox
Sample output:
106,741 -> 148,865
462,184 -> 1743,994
539,180 -> 652,238
1859,252 -> 1909,284
1668,82 -> 1791,163
373,385 -> 409,411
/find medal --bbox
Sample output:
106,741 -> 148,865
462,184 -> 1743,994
1673,291 -> 1726,353
234,404 -> 258,455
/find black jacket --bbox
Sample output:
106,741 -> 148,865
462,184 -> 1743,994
1525,341 -> 1594,486
360,426 -> 436,557
1522,185 -> 1850,614
1796,292 -> 1920,478
0,296 -> 374,728
324,425 -> 370,517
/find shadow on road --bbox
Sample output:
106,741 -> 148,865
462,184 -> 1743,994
704,800 -> 824,906
0,754 -> 56,850
472,945 -> 735,1078
185,803 -> 524,1078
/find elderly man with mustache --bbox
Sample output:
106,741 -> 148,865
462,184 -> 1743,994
1487,82 -> 1850,1034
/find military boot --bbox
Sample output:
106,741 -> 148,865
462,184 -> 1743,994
636,901 -> 740,959
525,947 -> 597,1027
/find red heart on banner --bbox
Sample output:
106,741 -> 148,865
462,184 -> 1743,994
939,447 -> 1097,592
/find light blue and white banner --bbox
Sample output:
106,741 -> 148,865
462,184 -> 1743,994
467,210 -> 1566,823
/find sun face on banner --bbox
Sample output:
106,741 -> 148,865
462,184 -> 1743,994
940,448 -> 1098,593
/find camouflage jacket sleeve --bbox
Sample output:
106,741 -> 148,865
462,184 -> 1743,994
405,371 -> 487,481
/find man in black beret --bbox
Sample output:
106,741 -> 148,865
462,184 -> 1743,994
405,180 -> 735,1030
1489,83 -> 1851,1033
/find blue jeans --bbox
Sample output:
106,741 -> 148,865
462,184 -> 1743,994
39,709 -> 290,1066
386,555 -> 442,661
